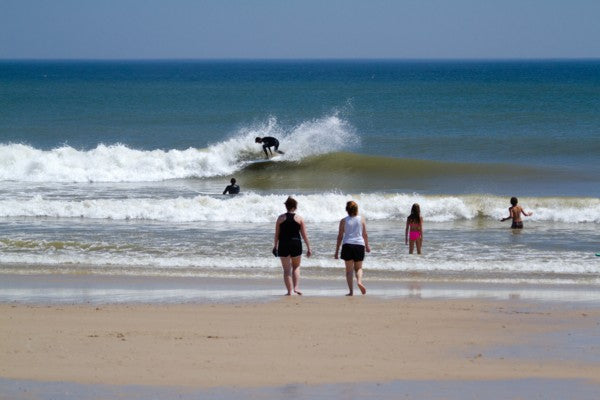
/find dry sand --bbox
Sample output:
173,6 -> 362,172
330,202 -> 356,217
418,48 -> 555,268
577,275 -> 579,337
1,297 -> 599,387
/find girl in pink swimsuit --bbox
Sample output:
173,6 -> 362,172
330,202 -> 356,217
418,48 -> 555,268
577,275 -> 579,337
405,203 -> 423,255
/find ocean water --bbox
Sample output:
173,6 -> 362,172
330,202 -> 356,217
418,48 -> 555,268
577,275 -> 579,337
1,60 -> 599,297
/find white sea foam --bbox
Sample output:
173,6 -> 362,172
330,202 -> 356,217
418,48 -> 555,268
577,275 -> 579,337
0,253 -> 598,278
0,114 -> 356,183
0,193 -> 598,223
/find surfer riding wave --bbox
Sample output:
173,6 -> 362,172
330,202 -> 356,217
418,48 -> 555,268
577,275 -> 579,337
256,137 -> 285,158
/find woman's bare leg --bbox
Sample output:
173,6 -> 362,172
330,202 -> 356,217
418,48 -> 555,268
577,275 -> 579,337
354,261 -> 366,294
291,255 -> 302,295
416,238 -> 422,255
409,240 -> 415,254
280,256 -> 293,295
345,260 -> 355,296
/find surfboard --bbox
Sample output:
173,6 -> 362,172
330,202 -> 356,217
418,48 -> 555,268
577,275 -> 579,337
244,155 -> 283,165
596,253 -> 600,257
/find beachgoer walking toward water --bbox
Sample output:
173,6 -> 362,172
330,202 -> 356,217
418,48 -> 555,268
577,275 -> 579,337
405,203 -> 423,254
255,136 -> 284,158
222,178 -> 240,194
335,201 -> 370,296
274,197 -> 312,295
501,197 -> 533,229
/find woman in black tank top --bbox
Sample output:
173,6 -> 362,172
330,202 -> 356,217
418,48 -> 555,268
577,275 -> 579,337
279,213 -> 301,242
274,197 -> 312,295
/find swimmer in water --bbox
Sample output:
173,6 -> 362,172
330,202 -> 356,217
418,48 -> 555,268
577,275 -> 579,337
222,178 -> 240,195
501,197 -> 533,229
405,203 -> 423,255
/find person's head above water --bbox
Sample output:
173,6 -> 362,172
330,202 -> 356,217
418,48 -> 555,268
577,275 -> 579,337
346,201 -> 358,216
255,137 -> 263,143
284,196 -> 297,212
409,203 -> 421,221
230,178 -> 236,184
510,197 -> 518,206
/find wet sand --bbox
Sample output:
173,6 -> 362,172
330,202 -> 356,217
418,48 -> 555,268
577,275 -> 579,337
3,273 -> 600,304
1,296 -> 599,389
2,377 -> 600,400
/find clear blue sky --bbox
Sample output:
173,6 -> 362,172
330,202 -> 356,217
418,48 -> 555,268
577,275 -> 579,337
1,0 -> 599,59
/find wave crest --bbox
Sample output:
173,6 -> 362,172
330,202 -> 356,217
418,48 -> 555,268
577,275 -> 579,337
0,114 -> 356,183
0,193 -> 598,223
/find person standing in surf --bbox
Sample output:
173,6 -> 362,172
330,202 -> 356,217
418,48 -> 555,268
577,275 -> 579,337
274,197 -> 312,295
501,197 -> 533,229
222,178 -> 240,195
405,203 -> 423,255
255,136 -> 284,158
335,201 -> 370,296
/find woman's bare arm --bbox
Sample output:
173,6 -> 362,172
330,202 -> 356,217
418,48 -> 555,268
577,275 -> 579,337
274,215 -> 282,249
334,219 -> 345,259
299,217 -> 312,257
362,218 -> 371,253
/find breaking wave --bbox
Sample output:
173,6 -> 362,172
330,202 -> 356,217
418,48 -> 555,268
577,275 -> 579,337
0,114 -> 357,182
0,193 -> 598,223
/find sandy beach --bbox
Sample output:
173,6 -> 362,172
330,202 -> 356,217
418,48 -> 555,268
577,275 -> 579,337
2,296 -> 599,389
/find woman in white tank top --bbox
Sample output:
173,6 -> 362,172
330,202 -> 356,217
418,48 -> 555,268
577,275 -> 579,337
334,201 -> 371,296
342,215 -> 365,246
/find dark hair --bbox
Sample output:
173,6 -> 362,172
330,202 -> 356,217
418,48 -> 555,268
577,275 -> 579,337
510,197 -> 518,206
284,196 -> 297,211
408,203 -> 421,223
346,201 -> 358,216
230,178 -> 236,184
255,137 -> 262,143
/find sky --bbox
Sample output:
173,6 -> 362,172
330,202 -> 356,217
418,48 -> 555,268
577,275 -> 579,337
1,0 -> 599,59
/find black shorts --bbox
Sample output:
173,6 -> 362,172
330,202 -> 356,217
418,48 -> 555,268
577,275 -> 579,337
278,239 -> 302,257
511,221 -> 523,229
341,244 -> 365,262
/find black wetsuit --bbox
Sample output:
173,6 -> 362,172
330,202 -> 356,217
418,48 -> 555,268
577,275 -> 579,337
261,136 -> 280,157
222,184 -> 240,195
277,213 -> 302,257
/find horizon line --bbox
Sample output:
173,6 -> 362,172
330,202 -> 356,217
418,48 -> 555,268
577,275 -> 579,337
1,57 -> 600,62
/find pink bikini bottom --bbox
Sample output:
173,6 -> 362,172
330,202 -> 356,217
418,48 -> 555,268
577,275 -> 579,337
409,231 -> 421,241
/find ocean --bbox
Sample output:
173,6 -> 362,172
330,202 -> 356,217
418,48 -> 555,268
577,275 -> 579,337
1,60 -> 599,302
